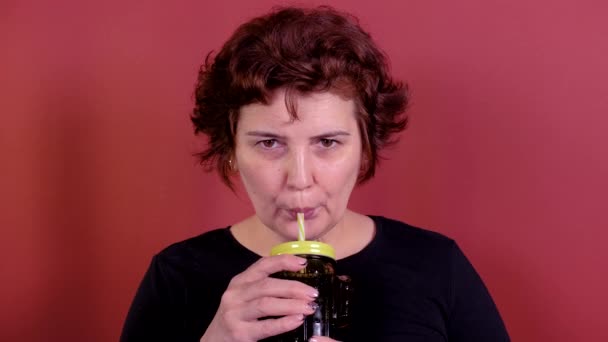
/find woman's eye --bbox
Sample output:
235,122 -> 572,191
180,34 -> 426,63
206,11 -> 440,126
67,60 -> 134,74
320,138 -> 337,148
259,139 -> 278,148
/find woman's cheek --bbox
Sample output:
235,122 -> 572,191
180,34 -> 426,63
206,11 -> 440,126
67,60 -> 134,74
324,156 -> 360,182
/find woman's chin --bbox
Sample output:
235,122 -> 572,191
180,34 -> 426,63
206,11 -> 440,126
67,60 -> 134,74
275,221 -> 328,242
261,210 -> 336,242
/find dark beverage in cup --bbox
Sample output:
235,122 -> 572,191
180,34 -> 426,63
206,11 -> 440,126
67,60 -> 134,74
263,241 -> 352,341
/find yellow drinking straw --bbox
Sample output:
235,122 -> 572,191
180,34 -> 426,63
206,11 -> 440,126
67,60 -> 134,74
297,212 -> 306,241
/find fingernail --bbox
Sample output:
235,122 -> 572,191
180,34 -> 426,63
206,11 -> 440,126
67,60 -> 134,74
310,290 -> 319,298
298,257 -> 308,265
308,301 -> 319,311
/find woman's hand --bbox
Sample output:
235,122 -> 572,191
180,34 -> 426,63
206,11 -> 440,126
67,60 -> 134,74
309,337 -> 341,342
200,254 -> 319,342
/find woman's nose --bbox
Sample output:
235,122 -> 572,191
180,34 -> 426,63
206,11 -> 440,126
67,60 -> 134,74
285,148 -> 314,191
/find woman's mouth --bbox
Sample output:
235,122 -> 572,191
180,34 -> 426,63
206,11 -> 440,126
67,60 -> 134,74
285,207 -> 318,220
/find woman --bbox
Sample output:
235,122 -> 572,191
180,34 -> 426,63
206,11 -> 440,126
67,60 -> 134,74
121,6 -> 510,342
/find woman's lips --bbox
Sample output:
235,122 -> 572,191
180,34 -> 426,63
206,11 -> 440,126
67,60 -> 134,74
285,207 -> 318,220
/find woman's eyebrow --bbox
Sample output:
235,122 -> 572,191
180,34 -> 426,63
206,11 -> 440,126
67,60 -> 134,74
245,130 -> 350,139
311,130 -> 351,139
245,131 -> 285,139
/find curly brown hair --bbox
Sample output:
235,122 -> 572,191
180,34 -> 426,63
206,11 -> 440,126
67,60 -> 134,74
191,6 -> 409,188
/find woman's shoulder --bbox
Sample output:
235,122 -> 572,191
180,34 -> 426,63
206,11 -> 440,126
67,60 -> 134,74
158,227 -> 232,257
151,226 -> 253,274
372,215 -> 455,245
368,215 -> 458,261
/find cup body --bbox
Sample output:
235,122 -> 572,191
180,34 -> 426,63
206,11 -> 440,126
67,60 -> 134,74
270,254 -> 336,341
264,241 -> 353,341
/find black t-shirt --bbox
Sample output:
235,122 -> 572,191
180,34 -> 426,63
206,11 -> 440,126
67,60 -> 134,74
121,216 -> 510,341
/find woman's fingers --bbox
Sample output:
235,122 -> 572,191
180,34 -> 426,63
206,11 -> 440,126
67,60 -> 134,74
220,256 -> 317,311
240,297 -> 316,320
239,277 -> 318,302
233,254 -> 307,284
203,255 -> 318,341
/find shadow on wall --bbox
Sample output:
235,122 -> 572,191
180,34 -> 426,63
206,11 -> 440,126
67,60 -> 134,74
27,69 -> 105,341
479,250 -> 550,341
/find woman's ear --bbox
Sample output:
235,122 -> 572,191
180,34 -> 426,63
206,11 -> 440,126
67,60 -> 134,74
359,153 -> 369,173
228,157 -> 238,172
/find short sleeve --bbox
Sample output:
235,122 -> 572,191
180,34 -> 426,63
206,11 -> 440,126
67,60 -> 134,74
447,242 -> 510,341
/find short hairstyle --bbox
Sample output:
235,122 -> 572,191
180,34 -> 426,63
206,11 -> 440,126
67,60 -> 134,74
191,6 -> 409,188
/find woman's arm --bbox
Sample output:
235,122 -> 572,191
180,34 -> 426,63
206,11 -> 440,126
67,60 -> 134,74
447,242 -> 510,341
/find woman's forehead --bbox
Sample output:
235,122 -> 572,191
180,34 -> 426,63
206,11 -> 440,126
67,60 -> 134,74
238,90 -> 357,129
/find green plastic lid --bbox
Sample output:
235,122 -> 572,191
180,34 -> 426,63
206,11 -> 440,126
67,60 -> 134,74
270,240 -> 336,260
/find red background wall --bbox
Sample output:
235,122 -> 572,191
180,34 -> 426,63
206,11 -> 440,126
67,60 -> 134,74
2,0 -> 607,341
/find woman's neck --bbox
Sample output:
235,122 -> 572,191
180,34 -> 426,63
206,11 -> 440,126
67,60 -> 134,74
230,210 -> 375,259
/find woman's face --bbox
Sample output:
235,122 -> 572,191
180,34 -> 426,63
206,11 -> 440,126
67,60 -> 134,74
234,89 -> 362,241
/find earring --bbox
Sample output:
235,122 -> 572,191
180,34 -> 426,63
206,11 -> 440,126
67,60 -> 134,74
228,158 -> 237,172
